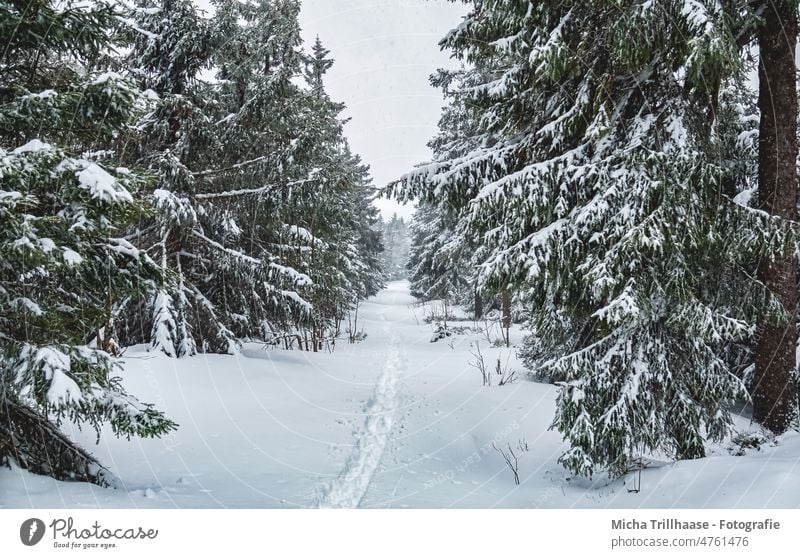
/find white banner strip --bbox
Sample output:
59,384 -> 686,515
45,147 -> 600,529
1,509 -> 798,557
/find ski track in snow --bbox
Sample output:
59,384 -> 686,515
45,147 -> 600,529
318,336 -> 404,508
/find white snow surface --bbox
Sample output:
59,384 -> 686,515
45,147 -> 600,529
2,282 -> 799,508
318,335 -> 404,508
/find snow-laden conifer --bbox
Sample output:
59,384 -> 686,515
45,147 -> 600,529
391,1 -> 792,477
1,0 -> 175,484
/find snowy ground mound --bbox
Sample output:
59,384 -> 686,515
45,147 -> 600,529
2,282 -> 799,508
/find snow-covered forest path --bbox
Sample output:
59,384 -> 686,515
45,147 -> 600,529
2,281 -> 800,508
318,284 -> 410,507
317,340 -> 403,508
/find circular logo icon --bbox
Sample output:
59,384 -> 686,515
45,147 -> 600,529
20,518 -> 45,546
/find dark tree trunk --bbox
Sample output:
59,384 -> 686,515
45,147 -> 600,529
754,0 -> 798,434
0,397 -> 118,487
474,288 -> 483,320
501,289 -> 512,347
443,288 -> 449,330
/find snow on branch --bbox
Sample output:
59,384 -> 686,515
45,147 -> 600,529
192,176 -> 318,200
192,155 -> 271,178
191,230 -> 261,265
191,230 -> 312,286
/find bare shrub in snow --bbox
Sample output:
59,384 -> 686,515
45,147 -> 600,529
495,355 -> 518,386
469,342 -> 491,386
493,440 -> 529,485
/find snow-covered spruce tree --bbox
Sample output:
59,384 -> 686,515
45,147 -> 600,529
391,2 -> 793,477
0,0 -> 176,484
119,1 -> 383,355
406,67 -> 493,315
120,0 -> 314,355
276,34 -> 384,348
706,82 -> 761,392
190,1 -> 382,351
201,0 -> 324,347
305,36 -> 335,97
290,145 -> 385,348
379,214 -> 411,281
117,0 -> 214,356
407,205 -> 473,308
344,150 -> 385,303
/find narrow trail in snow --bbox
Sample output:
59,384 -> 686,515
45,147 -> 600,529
318,335 -> 405,508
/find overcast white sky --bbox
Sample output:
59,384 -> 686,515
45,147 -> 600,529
196,0 -> 468,219
299,1 -> 467,219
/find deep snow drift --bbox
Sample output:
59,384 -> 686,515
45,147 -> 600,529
2,282 -> 799,508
